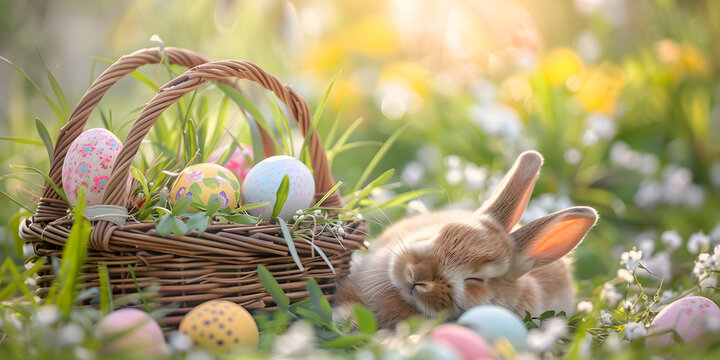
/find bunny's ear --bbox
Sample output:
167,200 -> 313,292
478,150 -> 543,232
510,207 -> 598,274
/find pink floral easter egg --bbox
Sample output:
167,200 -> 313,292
62,128 -> 128,206
646,296 -> 720,347
241,155 -> 315,220
208,145 -> 253,181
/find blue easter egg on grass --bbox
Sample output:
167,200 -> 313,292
457,305 -> 528,351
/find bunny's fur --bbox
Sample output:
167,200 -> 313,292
333,151 -> 598,328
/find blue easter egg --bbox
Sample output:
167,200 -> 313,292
457,305 -> 528,351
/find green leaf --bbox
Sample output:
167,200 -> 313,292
172,217 -> 189,236
324,96 -> 347,149
186,213 -> 210,234
278,218 -> 303,271
0,137 -> 44,146
306,278 -> 333,323
9,164 -> 70,207
48,189 -> 91,317
156,214 -> 174,236
218,83 -> 280,160
98,264 -> 113,315
220,213 -> 258,225
257,264 -> 290,311
129,166 -> 150,200
38,49 -> 70,118
353,305 -> 378,334
311,181 -> 343,209
172,195 -> 193,215
353,122 -> 409,191
271,175 -> 290,221
323,333 -> 369,349
35,118 -> 55,164
205,193 -> 222,216
358,188 -> 442,213
234,202 -> 270,213
0,55 -> 66,122
539,310 -> 556,320
345,169 -> 394,209
298,73 -> 338,166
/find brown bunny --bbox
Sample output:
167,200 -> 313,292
333,150 -> 598,328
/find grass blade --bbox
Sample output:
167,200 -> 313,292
37,49 -> 70,118
35,118 -> 55,163
0,137 -> 44,146
47,190 -> 91,317
324,97 -> 347,148
271,175 -> 290,221
218,83 -> 281,156
345,169 -> 394,209
299,74 -> 338,166
10,164 -> 70,207
0,55 -> 66,122
311,181 -> 343,209
98,264 -> 113,315
352,123 -> 408,192
278,218 -> 304,271
257,264 -> 290,311
301,237 -> 335,275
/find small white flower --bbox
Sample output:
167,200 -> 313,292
617,269 -> 635,283
35,305 -> 60,326
272,321 -> 316,358
59,323 -> 84,346
314,209 -> 322,216
624,322 -> 647,340
659,290 -> 676,305
661,230 -> 683,251
601,283 -> 624,306
24,262 -> 35,270
526,318 -> 567,352
620,247 -> 643,271
577,301 -> 593,313
168,332 -> 193,352
295,209 -> 304,215
688,232 -> 710,254
600,310 -> 613,326
336,227 -> 346,237
710,223 -> 720,243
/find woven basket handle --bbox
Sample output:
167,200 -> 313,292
102,60 -> 342,211
35,47 -> 273,222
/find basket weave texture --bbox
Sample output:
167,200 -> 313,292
19,47 -> 366,326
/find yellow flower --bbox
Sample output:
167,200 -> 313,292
577,63 -> 625,115
654,40 -> 710,81
344,15 -> 399,57
379,62 -> 430,98
540,48 -> 584,87
302,40 -> 346,72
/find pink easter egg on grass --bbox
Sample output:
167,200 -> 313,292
646,296 -> 720,347
96,308 -> 168,356
431,324 -> 495,360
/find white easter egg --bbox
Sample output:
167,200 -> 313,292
241,156 -> 315,220
646,296 -> 720,347
61,128 -> 127,206
457,305 -> 528,351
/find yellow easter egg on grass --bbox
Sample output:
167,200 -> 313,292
179,300 -> 259,351
170,163 -> 240,210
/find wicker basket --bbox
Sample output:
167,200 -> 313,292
20,47 -> 366,326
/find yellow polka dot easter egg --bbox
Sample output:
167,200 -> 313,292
179,300 -> 259,351
170,163 -> 240,210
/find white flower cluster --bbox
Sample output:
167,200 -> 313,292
634,165 -> 705,209
527,318 -> 568,352
610,141 -> 659,175
623,322 -> 647,340
443,155 -> 490,190
692,244 -> 720,281
620,247 -> 643,271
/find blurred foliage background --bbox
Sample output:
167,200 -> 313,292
2,0 -> 720,299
